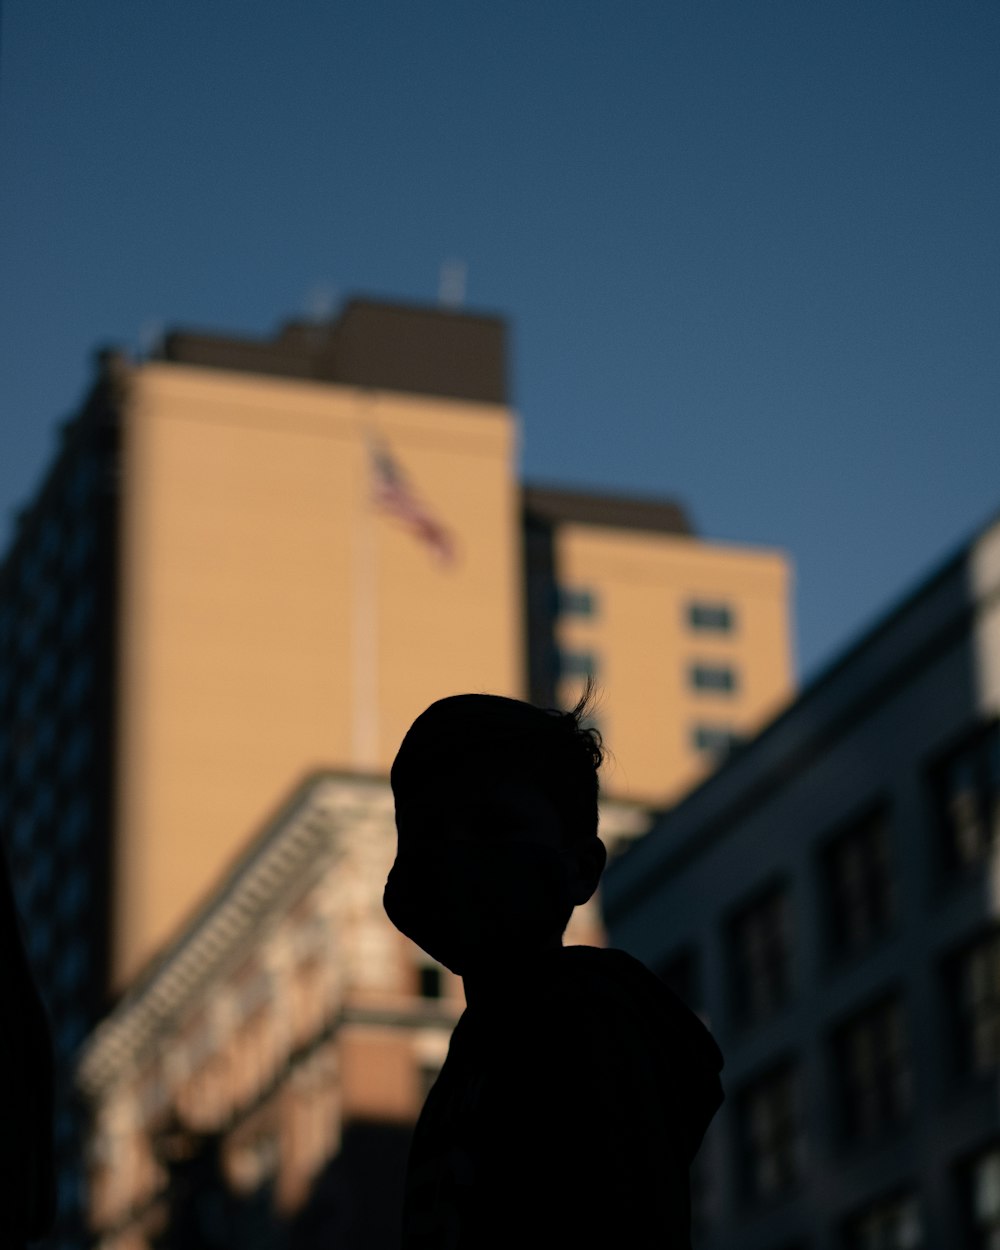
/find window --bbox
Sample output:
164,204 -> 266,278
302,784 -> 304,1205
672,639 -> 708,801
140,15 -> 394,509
823,808 -> 895,960
687,601 -> 735,633
555,586 -> 597,617
948,931 -> 1000,1077
690,663 -> 738,694
557,648 -> 598,679
419,964 -> 443,1000
959,1146 -> 1000,1249
737,1062 -> 804,1203
932,724 -> 1000,872
831,995 -> 912,1144
692,724 -> 745,759
842,1191 -> 923,1250
729,883 -> 793,1026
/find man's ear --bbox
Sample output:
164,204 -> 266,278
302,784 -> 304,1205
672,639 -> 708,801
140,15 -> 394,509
567,836 -> 607,906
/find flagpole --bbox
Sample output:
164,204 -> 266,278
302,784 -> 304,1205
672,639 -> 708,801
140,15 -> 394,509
352,418 -> 379,771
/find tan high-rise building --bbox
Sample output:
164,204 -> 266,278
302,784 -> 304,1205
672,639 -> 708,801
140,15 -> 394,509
113,303 -> 525,988
107,300 -> 791,988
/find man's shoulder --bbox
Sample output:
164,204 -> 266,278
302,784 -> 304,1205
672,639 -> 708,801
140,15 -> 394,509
545,944 -> 662,1008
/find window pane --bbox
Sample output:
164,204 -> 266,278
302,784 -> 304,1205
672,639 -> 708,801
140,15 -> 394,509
687,601 -> 735,632
933,724 -> 1000,871
950,933 -> 1000,1076
824,810 -> 894,959
730,885 -> 792,1025
738,1063 -> 802,1202
690,663 -> 738,693
833,995 -> 911,1142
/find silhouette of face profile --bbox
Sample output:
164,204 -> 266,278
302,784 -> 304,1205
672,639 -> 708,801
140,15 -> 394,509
383,695 -> 603,976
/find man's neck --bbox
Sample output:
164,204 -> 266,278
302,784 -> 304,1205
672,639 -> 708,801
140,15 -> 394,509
461,938 -> 564,1010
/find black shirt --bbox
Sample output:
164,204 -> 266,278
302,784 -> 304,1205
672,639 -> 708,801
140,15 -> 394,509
401,945 -> 724,1249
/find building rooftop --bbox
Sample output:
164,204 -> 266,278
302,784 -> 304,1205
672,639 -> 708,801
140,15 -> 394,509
161,296 -> 509,405
522,484 -> 693,536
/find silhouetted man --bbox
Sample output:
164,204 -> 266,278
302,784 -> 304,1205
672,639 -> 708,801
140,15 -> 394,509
383,686 -> 724,1248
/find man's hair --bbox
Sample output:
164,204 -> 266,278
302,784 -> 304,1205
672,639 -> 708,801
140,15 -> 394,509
532,676 -> 605,845
392,677 -> 606,847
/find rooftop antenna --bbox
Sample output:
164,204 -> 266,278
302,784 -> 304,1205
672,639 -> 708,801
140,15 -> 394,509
138,320 -> 164,360
305,283 -> 337,322
438,259 -> 467,309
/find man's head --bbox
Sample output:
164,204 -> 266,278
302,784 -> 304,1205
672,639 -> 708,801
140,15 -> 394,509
383,683 -> 607,975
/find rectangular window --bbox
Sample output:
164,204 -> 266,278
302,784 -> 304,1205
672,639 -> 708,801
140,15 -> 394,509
737,1062 -> 804,1203
687,601 -> 735,633
419,964 -> 443,1000
959,1146 -> 1000,1249
557,648 -> 598,679
831,995 -> 912,1144
822,808 -> 895,961
947,931 -> 1000,1077
692,724 -> 745,759
729,883 -> 793,1027
931,723 -> 1000,872
842,1191 -> 923,1250
555,586 -> 597,617
690,662 -> 738,694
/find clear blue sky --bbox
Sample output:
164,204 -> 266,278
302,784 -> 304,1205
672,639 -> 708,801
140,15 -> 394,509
2,2 -> 998,680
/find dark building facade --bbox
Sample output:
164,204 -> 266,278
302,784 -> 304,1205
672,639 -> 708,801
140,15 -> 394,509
0,355 -> 123,1247
603,510 -> 1000,1250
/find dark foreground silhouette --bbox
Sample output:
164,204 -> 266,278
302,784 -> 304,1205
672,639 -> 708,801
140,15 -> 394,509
384,687 -> 724,1248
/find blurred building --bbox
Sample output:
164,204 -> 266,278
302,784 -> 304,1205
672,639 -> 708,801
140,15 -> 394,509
603,511 -> 1000,1249
0,296 -> 792,1246
76,772 -> 649,1250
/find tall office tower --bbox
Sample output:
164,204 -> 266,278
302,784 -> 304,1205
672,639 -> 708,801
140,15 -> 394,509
0,296 -> 793,1246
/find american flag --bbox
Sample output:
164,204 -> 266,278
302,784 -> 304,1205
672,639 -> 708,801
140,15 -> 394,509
369,432 -> 455,565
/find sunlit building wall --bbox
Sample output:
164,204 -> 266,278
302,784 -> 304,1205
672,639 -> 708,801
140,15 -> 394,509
603,510 -> 1000,1250
113,305 -> 523,986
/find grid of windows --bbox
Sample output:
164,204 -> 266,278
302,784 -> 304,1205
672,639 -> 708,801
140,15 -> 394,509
737,1062 -> 804,1203
729,883 -> 793,1026
933,723 -> 1000,872
842,1191 -> 923,1250
949,931 -> 1000,1077
687,601 -> 735,633
832,995 -> 912,1144
823,809 -> 895,960
690,662 -> 738,694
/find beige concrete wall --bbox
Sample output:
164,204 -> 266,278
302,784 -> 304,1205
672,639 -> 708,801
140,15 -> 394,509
113,363 -> 522,986
553,525 -> 793,804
